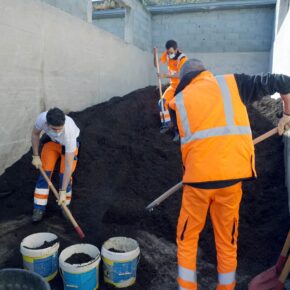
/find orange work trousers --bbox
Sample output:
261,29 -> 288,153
34,141 -> 78,210
163,84 -> 177,109
177,183 -> 242,290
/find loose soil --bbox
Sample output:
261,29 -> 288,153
23,239 -> 59,250
65,253 -> 94,264
108,248 -> 126,253
0,86 -> 289,289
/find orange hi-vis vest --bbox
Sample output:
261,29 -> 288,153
172,71 -> 256,183
160,51 -> 187,87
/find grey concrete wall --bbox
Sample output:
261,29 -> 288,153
120,0 -> 152,51
40,0 -> 92,22
153,7 -> 275,74
93,17 -> 125,39
0,0 -> 154,175
272,1 -> 290,76
93,0 -> 152,51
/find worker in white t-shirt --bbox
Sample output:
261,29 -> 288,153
31,107 -> 80,222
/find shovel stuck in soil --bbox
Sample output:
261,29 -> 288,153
146,127 -> 279,211
39,167 -> 85,239
153,47 -> 167,132
248,230 -> 290,290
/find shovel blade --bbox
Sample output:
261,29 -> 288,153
248,266 -> 279,290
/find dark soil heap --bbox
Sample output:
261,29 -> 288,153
0,86 -> 289,290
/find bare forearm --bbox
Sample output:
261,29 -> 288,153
281,93 -> 290,115
61,154 -> 74,191
31,132 -> 40,156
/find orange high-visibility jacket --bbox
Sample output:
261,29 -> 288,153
160,51 -> 187,86
170,71 -> 256,183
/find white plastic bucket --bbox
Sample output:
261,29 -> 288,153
59,244 -> 101,290
101,237 -> 140,288
20,232 -> 59,281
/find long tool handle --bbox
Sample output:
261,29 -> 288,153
39,167 -> 85,239
275,255 -> 290,290
253,127 -> 278,145
153,47 -> 165,122
146,127 -> 279,211
276,230 -> 290,273
146,181 -> 182,211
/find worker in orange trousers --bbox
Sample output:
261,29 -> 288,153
169,59 -> 290,289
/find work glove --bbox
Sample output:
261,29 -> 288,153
32,155 -> 42,169
58,190 -> 66,206
278,113 -> 290,135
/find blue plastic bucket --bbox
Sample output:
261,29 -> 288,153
101,237 -> 140,288
59,244 -> 101,290
20,232 -> 59,281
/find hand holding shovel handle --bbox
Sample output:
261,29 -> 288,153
249,229 -> 290,290
39,167 -> 85,239
146,127 -> 279,211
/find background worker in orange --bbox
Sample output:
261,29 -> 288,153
31,107 -> 80,222
169,59 -> 290,290
155,39 -> 187,137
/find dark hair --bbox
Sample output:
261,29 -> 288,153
165,40 -> 178,50
46,107 -> 65,126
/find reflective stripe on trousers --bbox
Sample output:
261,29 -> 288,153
33,141 -> 78,209
175,75 -> 251,145
178,265 -> 197,290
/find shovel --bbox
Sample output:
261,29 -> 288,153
146,127 -> 279,211
248,230 -> 290,290
39,167 -> 85,239
153,47 -> 167,133
275,254 -> 290,290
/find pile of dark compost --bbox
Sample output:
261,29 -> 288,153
0,86 -> 288,289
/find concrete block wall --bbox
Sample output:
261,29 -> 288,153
0,0 -> 154,175
153,7 -> 274,75
93,17 -> 125,39
120,0 -> 152,51
93,0 -> 152,51
272,1 -> 290,76
41,0 -> 92,22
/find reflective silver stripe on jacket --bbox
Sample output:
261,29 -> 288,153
177,53 -> 186,62
175,75 -> 251,145
166,53 -> 186,64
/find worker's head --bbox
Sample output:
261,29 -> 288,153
165,40 -> 178,59
46,107 -> 65,135
180,59 -> 206,79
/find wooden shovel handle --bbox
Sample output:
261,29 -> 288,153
275,255 -> 290,290
253,127 -> 278,145
153,47 -> 164,101
39,167 -> 85,239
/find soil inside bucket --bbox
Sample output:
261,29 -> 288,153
108,248 -> 126,253
65,253 -> 94,264
23,239 -> 59,250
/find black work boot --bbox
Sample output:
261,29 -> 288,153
32,208 -> 45,222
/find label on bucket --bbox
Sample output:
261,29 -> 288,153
23,252 -> 58,279
63,267 -> 98,290
103,257 -> 138,284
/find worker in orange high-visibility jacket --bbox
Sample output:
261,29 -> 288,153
169,59 -> 290,290
31,107 -> 80,222
154,39 -> 187,139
